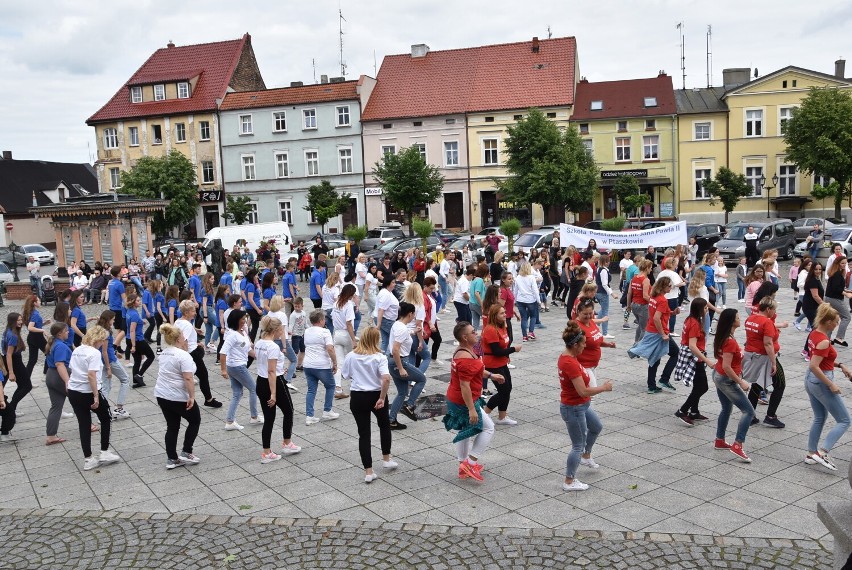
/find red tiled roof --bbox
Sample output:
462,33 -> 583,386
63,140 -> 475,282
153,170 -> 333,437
361,37 -> 577,121
220,81 -> 359,111
87,35 -> 249,124
571,75 -> 676,120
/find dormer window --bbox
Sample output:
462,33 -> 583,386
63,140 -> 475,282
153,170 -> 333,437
130,86 -> 142,103
177,82 -> 190,99
590,101 -> 603,111
154,84 -> 165,101
644,97 -> 658,107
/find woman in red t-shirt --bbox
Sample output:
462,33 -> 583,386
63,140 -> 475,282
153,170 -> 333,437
481,304 -> 522,425
444,321 -> 504,482
712,308 -> 754,462
575,298 -> 615,386
559,321 -> 613,492
628,259 -> 653,343
675,298 -> 715,426
805,303 -> 852,470
627,277 -> 679,393
499,272 -> 521,344
742,296 -> 786,428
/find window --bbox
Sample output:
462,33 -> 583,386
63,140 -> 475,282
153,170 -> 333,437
275,152 -> 289,178
128,127 -> 139,147
305,151 -> 319,176
483,138 -> 498,165
247,203 -> 258,224
242,155 -> 256,180
103,128 -> 118,149
154,84 -> 165,101
175,123 -> 186,143
413,143 -> 426,162
444,141 -> 459,166
239,114 -> 253,135
617,120 -> 628,131
793,80 -> 797,87
339,148 -> 353,174
199,121 -> 210,141
279,201 -> 293,224
445,118 -> 456,125
779,164 -> 797,195
130,86 -> 142,103
109,167 -> 121,189
336,105 -> 350,127
303,109 -> 317,129
615,137 -> 631,161
644,97 -> 658,107
579,123 -> 589,134
381,145 -> 396,156
151,125 -> 162,144
815,174 -> 832,189
643,135 -> 659,160
383,123 -> 393,129
177,82 -> 189,99
582,139 -> 593,157
746,109 -> 763,137
694,121 -> 711,140
695,168 -> 712,199
273,112 -> 287,132
484,116 -> 495,123
746,166 -> 763,196
413,121 -> 423,126
779,107 -> 794,135
645,119 -> 656,130
201,161 -> 214,183
546,112 -> 557,118
590,100 -> 603,111
513,115 -> 523,121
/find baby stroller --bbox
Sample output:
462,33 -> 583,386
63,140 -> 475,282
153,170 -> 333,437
41,275 -> 56,304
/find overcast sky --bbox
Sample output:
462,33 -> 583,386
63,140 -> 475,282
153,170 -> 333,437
1,0 -> 850,165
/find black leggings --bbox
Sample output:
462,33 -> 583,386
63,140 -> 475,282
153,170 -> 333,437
26,332 -> 46,377
190,346 -> 212,401
8,352 -> 31,411
247,309 -> 261,342
68,389 -> 111,457
748,360 -> 786,417
255,375 -> 294,449
144,316 -> 158,343
349,390 -> 391,469
429,329 -> 443,361
132,340 -> 155,378
679,363 -> 708,415
157,398 -> 200,460
485,365 -> 512,412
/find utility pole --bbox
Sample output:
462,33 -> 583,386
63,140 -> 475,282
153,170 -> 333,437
677,22 -> 686,89
339,8 -> 347,77
706,25 -> 713,88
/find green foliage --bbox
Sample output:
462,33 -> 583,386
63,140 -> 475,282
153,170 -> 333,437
499,218 -> 522,253
601,216 -> 626,231
497,109 -> 597,215
812,182 -> 840,218
222,195 -> 254,225
344,224 -> 368,244
701,167 -> 752,223
303,180 -> 351,234
612,176 -> 642,216
412,218 -> 434,252
785,87 -> 852,218
373,146 -> 444,235
119,150 -> 199,236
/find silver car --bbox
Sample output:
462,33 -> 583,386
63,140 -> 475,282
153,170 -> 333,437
716,220 -> 796,266
792,217 -> 839,240
794,226 -> 852,263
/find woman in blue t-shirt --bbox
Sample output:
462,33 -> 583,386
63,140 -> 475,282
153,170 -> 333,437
165,285 -> 181,324
97,311 -> 131,420
243,269 -> 263,343
126,293 -> 154,388
261,271 -> 276,315
45,322 -> 72,445
142,281 -> 156,343
53,302 -> 75,350
3,312 -> 30,427
154,282 -> 166,354
23,294 -> 50,377
69,291 -> 91,348
202,274 -> 220,351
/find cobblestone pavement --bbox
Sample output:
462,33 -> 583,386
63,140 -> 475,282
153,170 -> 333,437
0,262 -> 848,566
0,510 -> 831,569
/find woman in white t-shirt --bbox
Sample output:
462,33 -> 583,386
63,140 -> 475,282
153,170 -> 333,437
657,258 -> 685,336
303,309 -> 339,425
322,271 -> 342,334
713,257 -> 729,309
332,284 -> 358,396
154,323 -> 201,470
514,262 -> 540,341
354,254 -> 368,298
364,265 -> 379,325
267,294 -> 297,390
255,316 -> 302,464
342,326 -> 397,483
67,325 -> 122,472
219,309 -> 259,431
376,275 -> 400,352
387,302 -> 428,430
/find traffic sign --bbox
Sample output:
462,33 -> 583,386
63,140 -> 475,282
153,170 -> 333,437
4,222 -> 13,231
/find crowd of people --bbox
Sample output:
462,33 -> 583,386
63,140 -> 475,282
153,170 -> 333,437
0,227 -> 849,493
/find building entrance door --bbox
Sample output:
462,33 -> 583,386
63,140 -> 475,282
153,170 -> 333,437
444,193 -> 464,229
203,206 -> 220,234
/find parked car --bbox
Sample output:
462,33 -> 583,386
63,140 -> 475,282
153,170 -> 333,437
433,229 -> 460,245
687,223 -> 726,258
794,226 -> 852,263
791,217 -> 841,240
364,236 -> 441,262
716,219 -> 797,266
0,247 -> 27,266
0,262 -> 13,283
359,225 -> 407,251
506,229 -> 555,255
20,244 -> 55,265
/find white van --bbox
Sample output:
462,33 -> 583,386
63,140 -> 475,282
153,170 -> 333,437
201,222 -> 292,254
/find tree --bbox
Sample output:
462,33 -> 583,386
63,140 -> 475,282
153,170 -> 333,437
785,87 -> 852,219
601,216 -> 626,231
119,150 -> 200,237
344,224 -> 368,245
497,109 -> 598,218
373,146 -> 444,236
499,218 -> 522,254
612,175 -> 648,217
412,218 -> 434,252
222,195 -> 254,225
303,180 -> 351,234
701,167 -> 752,223
812,182 -> 840,219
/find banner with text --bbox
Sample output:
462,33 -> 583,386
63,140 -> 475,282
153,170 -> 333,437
559,222 -> 689,250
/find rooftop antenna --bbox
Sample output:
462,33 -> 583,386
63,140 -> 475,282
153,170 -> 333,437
706,25 -> 713,88
547,25 -> 552,40
312,58 -> 317,83
339,7 -> 347,77
373,49 -> 377,76
677,22 -> 686,89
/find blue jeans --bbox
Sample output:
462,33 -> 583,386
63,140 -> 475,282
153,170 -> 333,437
716,281 -> 727,306
304,367 -> 335,417
204,305 -> 219,346
805,370 -> 851,452
100,359 -> 130,406
736,278 -> 746,301
408,335 -> 432,373
380,317 -> 395,352
560,402 -> 602,479
438,275 -> 448,311
808,245 -> 820,260
325,309 -> 334,335
470,303 -> 482,332
517,301 -> 537,337
667,298 -> 679,334
595,292 -> 610,335
274,339 -> 298,383
226,364 -> 258,422
388,358 -> 427,422
713,371 -> 754,443
353,308 -> 362,335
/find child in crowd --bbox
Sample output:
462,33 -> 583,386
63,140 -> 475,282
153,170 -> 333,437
736,257 -> 748,303
789,257 -> 801,304
289,297 -> 308,370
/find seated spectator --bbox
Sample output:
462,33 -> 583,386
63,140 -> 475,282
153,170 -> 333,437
71,270 -> 90,301
89,270 -> 107,304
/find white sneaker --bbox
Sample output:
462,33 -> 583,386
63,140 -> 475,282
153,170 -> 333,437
112,408 -> 131,420
322,410 -> 340,420
15,410 -> 23,418
670,333 -> 680,338
224,422 -> 244,431
98,449 -> 121,465
562,480 -> 589,491
305,416 -> 320,425
737,299 -> 745,303
0,433 -> 17,443
166,458 -> 185,470
432,359 -> 446,366
287,384 -> 299,392
507,363 -> 516,369
61,411 -> 74,418
365,473 -> 379,483
83,456 -> 101,471
603,334 -> 615,340
179,451 -> 200,464
580,457 -> 600,469
494,417 -> 518,426
260,451 -> 282,464
383,459 -> 399,470
452,341 -> 460,346
280,442 -> 302,455
249,417 -> 263,425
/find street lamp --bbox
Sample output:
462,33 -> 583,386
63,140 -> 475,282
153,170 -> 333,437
8,239 -> 19,282
761,173 -> 779,218
121,235 -> 129,266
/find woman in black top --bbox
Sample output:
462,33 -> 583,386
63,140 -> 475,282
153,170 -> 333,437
390,252 -> 407,274
565,266 -> 589,319
489,251 -> 505,285
802,263 -> 825,355
823,258 -> 852,346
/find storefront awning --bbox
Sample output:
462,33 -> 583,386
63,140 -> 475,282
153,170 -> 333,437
599,177 -> 672,189
770,196 -> 813,205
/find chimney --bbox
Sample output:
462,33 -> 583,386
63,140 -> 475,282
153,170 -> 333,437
532,37 -> 540,53
290,81 -> 304,87
329,76 -> 345,83
411,44 -> 430,58
1,151 -> 11,160
836,58 -> 846,79
722,68 -> 751,88
320,74 -> 329,84
166,40 -> 175,48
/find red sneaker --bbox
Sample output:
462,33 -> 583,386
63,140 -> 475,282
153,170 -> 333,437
729,442 -> 751,463
458,460 -> 484,481
714,438 -> 732,450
